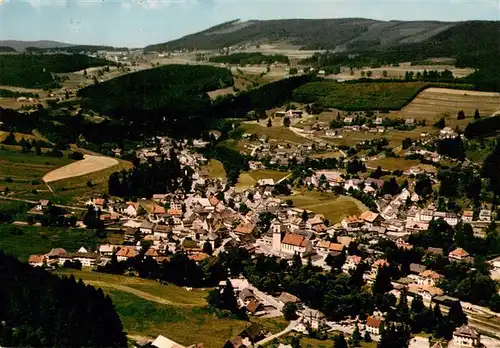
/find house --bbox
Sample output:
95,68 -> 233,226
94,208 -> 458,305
302,309 -> 325,330
238,288 -> 256,305
315,240 -> 345,256
448,248 -> 472,263
359,211 -> 382,226
451,325 -> 481,347
58,252 -> 100,267
149,205 -> 167,222
374,117 -> 383,125
278,292 -> 301,306
154,224 -> 171,238
408,284 -> 444,302
151,334 -> 186,348
409,263 -> 427,275
28,254 -> 46,267
116,246 -> 138,261
433,212 -> 459,226
342,255 -> 362,273
35,199 -> 51,211
45,248 -> 67,265
341,215 -> 362,229
371,259 -> 390,276
124,202 -> 140,217
427,247 -> 444,256
395,236 -> 413,250
418,270 -> 443,287
366,316 -> 384,335
344,117 -> 354,124
224,336 -> 251,348
98,244 -> 116,256
479,209 -> 492,222
233,222 -> 256,242
246,300 -> 263,315
440,127 -> 456,138
139,221 -> 154,234
249,161 -> 264,170
462,210 -> 474,223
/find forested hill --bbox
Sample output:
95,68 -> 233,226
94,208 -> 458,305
0,252 -> 127,347
144,18 -> 456,51
78,64 -> 234,137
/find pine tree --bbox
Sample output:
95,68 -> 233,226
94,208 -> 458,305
333,333 -> 348,348
351,325 -> 362,347
433,304 -> 443,321
220,279 -> 239,313
474,109 -> 480,119
447,301 -> 467,327
267,118 -> 272,127
372,266 -> 392,294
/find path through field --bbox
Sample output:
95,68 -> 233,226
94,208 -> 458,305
42,155 -> 118,183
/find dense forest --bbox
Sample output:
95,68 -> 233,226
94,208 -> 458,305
209,52 -> 289,65
212,74 -> 314,118
292,81 -> 427,111
78,64 -> 233,137
0,54 -> 115,88
0,46 -> 16,52
0,252 -> 127,347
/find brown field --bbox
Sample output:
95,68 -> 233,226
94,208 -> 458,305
43,155 -> 119,183
393,88 -> 500,129
320,126 -> 434,147
329,62 -> 475,81
366,158 -> 419,171
241,122 -> 309,144
0,131 -> 50,143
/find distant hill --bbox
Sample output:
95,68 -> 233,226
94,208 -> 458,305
0,46 -> 16,53
144,18 -> 456,52
0,40 -> 74,52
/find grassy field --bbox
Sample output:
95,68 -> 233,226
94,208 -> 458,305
293,81 -> 429,110
56,269 -> 253,348
235,169 -> 290,192
321,126 -> 434,147
312,151 -> 344,159
0,148 -> 73,199
282,191 -> 367,223
202,159 -> 226,179
48,158 -> 132,205
366,157 -> 419,171
240,122 -> 309,144
0,225 -> 104,261
394,88 -> 500,130
271,332 -> 377,348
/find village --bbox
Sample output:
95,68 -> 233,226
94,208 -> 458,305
20,129 -> 500,348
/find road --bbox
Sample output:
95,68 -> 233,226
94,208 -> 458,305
255,320 -> 297,347
0,196 -> 88,212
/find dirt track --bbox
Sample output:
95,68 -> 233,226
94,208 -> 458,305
42,155 -> 118,183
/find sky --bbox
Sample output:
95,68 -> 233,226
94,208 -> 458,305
0,0 -> 499,47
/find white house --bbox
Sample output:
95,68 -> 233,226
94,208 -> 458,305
450,325 -> 481,347
417,270 -> 443,287
124,202 -> 139,217
462,210 -> 474,223
479,209 -> 492,222
342,255 -> 362,273
301,309 -> 326,330
366,316 -> 384,335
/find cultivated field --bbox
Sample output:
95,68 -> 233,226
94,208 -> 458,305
0,148 -> 73,198
43,155 -> 119,183
48,157 -> 132,205
329,62 -> 475,81
241,122 -> 309,144
366,157 -> 419,171
202,159 -> 226,179
235,169 -> 290,192
394,88 -> 500,129
0,225 -> 105,261
282,191 -> 367,223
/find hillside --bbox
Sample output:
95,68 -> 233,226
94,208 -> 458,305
0,54 -> 115,88
77,64 -> 234,136
0,40 -> 73,52
145,18 -> 455,51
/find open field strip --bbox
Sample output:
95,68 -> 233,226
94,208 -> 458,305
43,155 -> 118,183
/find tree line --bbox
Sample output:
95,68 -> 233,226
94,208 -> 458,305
0,252 -> 127,347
